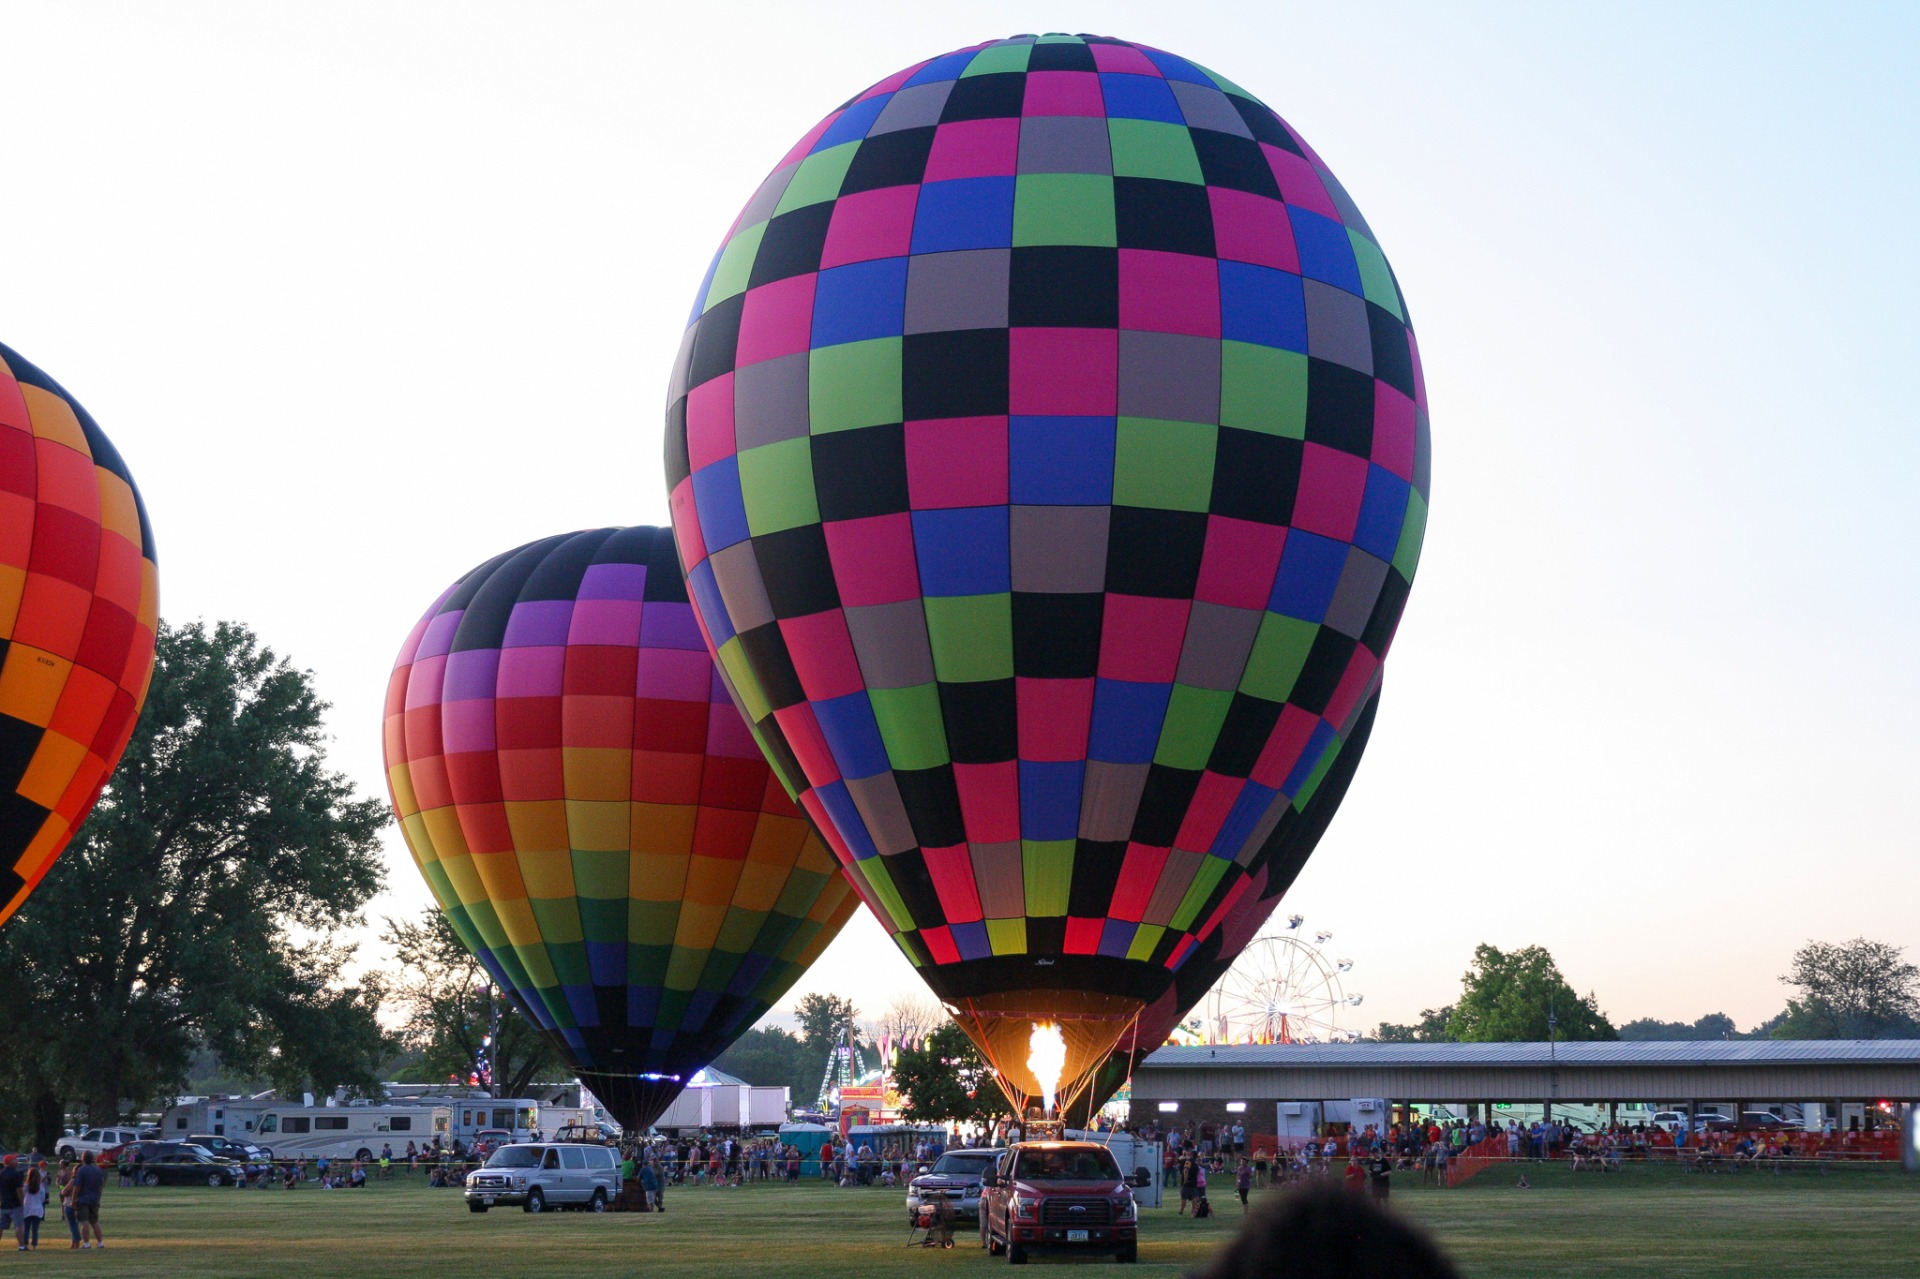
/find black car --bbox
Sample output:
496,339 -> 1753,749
186,1134 -> 273,1169
129,1144 -> 244,1187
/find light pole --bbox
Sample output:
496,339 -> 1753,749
1545,1002 -> 1559,1123
487,981 -> 503,1098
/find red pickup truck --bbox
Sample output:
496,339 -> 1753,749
979,1141 -> 1141,1265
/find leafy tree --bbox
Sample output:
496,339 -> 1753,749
1618,1012 -> 1737,1041
890,1022 -> 996,1125
1445,944 -> 1616,1042
380,910 -> 564,1098
1771,938 -> 1920,1039
0,620 -> 391,1149
711,1025 -> 818,1101
1372,1005 -> 1455,1042
795,992 -> 860,1053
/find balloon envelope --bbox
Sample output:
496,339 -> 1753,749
1067,689 -> 1378,1123
0,343 -> 158,929
383,527 -> 859,1128
666,35 -> 1427,1109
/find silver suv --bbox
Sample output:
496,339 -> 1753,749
464,1142 -> 620,1214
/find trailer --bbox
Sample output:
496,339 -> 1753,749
446,1099 -> 541,1146
254,1104 -> 451,1161
747,1086 -> 789,1129
656,1084 -> 745,1131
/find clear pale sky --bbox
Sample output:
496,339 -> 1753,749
3,1 -> 1913,1036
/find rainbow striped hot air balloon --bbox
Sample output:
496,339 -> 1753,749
383,526 -> 859,1129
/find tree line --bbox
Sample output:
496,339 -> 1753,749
1369,939 -> 1920,1043
1,620 -> 1912,1149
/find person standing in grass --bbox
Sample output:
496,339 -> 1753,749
0,1154 -> 22,1244
57,1161 -> 80,1249
72,1152 -> 105,1250
640,1159 -> 662,1213
18,1162 -> 46,1250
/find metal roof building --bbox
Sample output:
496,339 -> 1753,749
1128,1041 -> 1920,1130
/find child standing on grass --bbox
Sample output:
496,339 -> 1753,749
1235,1159 -> 1252,1212
58,1161 -> 79,1249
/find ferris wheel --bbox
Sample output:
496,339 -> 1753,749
1203,915 -> 1364,1045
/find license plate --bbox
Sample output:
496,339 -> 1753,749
481,1197 -> 494,1206
1067,1230 -> 1089,1242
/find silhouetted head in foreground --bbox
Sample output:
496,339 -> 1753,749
1189,1181 -> 1461,1279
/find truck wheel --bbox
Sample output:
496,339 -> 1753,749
1117,1243 -> 1138,1264
525,1188 -> 545,1214
1008,1241 -> 1029,1265
468,1202 -> 489,1213
589,1190 -> 607,1213
58,1147 -> 76,1161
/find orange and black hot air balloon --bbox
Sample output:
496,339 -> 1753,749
0,342 -> 159,928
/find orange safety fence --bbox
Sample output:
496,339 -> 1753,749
1444,1135 -> 1508,1187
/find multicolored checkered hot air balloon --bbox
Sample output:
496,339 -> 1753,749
0,343 -> 158,930
666,33 -> 1428,1115
382,527 -> 860,1129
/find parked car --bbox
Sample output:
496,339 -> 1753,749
980,1142 -> 1140,1265
470,1129 -> 514,1158
133,1146 -> 244,1187
1740,1111 -> 1799,1131
1691,1113 -> 1737,1133
463,1142 -> 621,1214
106,1139 -> 217,1169
186,1135 -> 273,1169
905,1148 -> 1003,1225
58,1127 -> 143,1160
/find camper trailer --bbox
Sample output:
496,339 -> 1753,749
254,1104 -> 451,1161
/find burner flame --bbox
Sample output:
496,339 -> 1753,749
1028,1021 -> 1067,1114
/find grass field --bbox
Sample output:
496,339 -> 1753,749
6,1162 -> 1916,1277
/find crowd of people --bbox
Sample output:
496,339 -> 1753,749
1124,1108 -> 1884,1204
1131,1114 -> 1607,1209
0,1151 -> 108,1250
603,1129 -> 975,1196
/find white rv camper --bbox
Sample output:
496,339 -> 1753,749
254,1104 -> 451,1161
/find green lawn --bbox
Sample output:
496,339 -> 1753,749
8,1162 -> 1916,1277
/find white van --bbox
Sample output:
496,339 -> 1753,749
255,1104 -> 451,1161
464,1142 -> 621,1214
